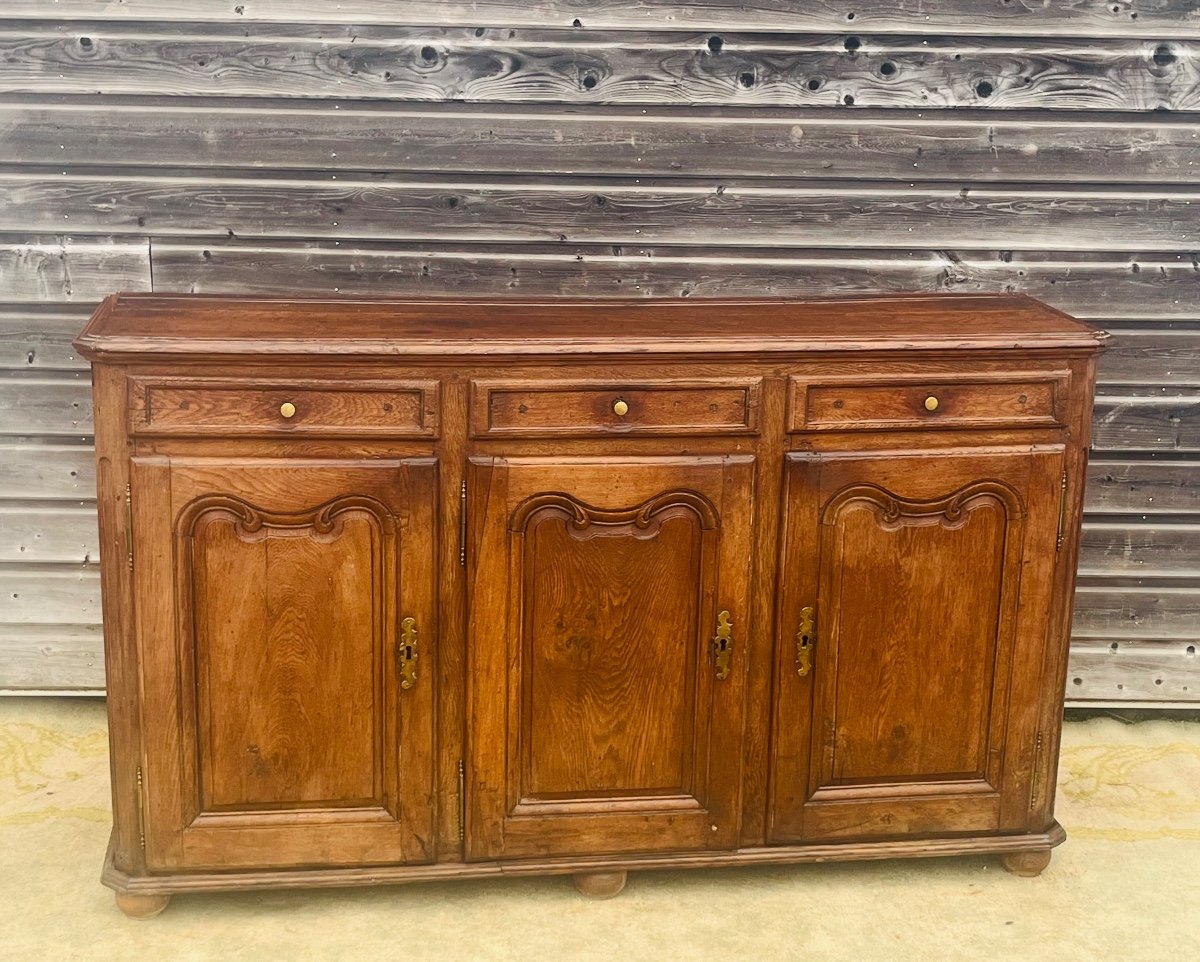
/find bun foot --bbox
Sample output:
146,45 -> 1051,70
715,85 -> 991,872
115,892 -> 171,919
1001,849 -> 1052,878
572,870 -> 627,899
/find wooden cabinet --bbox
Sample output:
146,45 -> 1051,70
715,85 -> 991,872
76,293 -> 1105,917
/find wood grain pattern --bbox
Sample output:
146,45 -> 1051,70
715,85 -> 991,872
0,623 -> 103,689
0,309 -> 91,370
1101,329 -> 1200,385
6,174 -> 1200,251
4,25 -> 1199,111
0,440 -> 95,498
6,0 -> 1198,38
474,378 -> 759,438
0,238 -> 150,303
147,242 -> 1200,319
1086,459 -> 1200,514
467,453 -> 754,859
128,376 -> 438,439
134,457 -> 438,870
5,101 -> 1198,185
1067,638 -> 1198,702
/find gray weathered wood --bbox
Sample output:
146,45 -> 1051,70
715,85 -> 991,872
0,564 -> 100,624
1067,638 -> 1199,702
0,623 -> 104,689
1093,389 -> 1200,452
5,173 -> 1200,252
1073,583 -> 1200,639
0,440 -> 96,499
0,374 -> 93,437
1078,522 -> 1200,578
0,504 -> 99,564
0,308 -> 91,370
1087,459 -> 1200,514
7,1 -> 1200,38
0,238 -> 150,302
1099,328 -> 1200,385
4,101 -> 1199,185
148,241 -> 1200,318
3,25 -> 1199,111
4,0 -> 1198,38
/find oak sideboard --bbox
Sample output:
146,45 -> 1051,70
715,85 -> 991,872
75,293 -> 1106,917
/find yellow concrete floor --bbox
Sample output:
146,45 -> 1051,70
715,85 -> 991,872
1,700 -> 1197,962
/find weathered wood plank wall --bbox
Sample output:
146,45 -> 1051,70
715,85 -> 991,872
0,2 -> 1196,703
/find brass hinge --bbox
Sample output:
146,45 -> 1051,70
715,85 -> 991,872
1055,472 -> 1068,551
458,480 -> 468,567
135,764 -> 146,851
456,759 -> 466,842
124,483 -> 134,570
1029,732 -> 1045,810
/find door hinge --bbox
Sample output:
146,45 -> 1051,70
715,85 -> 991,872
135,764 -> 146,851
1055,472 -> 1068,551
124,483 -> 134,570
458,480 -> 468,567
456,759 -> 466,842
1029,732 -> 1045,810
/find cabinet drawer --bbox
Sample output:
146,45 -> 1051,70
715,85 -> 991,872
789,375 -> 1063,432
129,377 -> 439,437
471,379 -> 762,438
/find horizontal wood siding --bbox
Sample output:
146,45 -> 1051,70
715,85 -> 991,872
0,2 -> 1195,703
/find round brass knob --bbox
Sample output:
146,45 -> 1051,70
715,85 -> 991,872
923,395 -> 939,412
612,398 -> 630,417
279,401 -> 297,418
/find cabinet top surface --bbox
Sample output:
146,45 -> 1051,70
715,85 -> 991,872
75,292 -> 1105,360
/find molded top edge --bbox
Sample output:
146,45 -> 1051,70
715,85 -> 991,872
74,292 -> 1107,360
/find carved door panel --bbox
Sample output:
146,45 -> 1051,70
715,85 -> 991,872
466,455 -> 754,860
132,457 -> 437,870
769,447 -> 1064,842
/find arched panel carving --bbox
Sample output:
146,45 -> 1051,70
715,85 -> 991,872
510,489 -> 720,539
821,479 -> 1026,531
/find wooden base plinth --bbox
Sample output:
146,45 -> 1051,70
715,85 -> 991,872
102,822 -> 1065,911
1000,849 -> 1053,878
572,870 -> 628,899
115,892 -> 171,919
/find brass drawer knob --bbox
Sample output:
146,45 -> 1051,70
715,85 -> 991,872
923,395 -> 939,412
612,398 -> 630,416
279,401 -> 297,418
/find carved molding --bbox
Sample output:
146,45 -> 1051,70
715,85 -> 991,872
821,479 -> 1026,530
177,493 -> 397,543
509,489 -> 719,534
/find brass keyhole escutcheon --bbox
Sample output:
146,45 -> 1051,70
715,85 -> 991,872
796,606 -> 815,677
923,395 -> 939,412
612,398 -> 630,416
279,401 -> 297,418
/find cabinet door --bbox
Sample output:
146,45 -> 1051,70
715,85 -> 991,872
466,455 -> 754,860
769,447 -> 1063,842
131,456 -> 437,871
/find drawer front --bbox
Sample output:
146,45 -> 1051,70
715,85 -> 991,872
789,375 -> 1063,432
471,379 -> 762,438
130,377 -> 439,437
